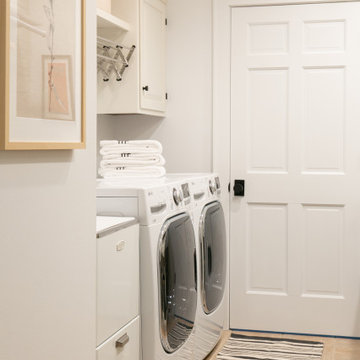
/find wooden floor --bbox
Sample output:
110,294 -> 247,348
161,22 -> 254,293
205,330 -> 360,360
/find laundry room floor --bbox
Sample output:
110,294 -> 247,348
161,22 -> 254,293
206,330 -> 360,360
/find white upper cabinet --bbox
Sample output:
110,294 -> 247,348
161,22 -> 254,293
97,0 -> 167,116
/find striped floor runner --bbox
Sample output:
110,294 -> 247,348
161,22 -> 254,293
217,333 -> 324,359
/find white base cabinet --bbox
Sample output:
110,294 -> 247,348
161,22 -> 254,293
97,0 -> 167,116
96,217 -> 140,360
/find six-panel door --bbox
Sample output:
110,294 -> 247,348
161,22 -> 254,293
230,3 -> 360,336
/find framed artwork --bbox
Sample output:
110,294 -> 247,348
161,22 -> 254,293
0,0 -> 86,150
42,55 -> 74,121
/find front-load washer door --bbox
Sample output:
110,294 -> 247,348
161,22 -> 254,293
158,213 -> 197,353
200,201 -> 226,314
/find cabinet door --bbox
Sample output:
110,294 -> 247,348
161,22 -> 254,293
140,0 -> 166,113
97,224 -> 139,346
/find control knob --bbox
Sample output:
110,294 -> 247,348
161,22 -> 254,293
173,188 -> 183,205
209,180 -> 217,195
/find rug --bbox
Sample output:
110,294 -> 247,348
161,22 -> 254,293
216,333 -> 324,360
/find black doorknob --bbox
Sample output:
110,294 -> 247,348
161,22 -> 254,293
142,85 -> 149,91
233,180 -> 245,196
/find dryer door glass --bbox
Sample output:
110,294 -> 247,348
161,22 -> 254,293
159,213 -> 197,353
200,201 -> 226,314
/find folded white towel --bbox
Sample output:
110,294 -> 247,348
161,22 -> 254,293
100,154 -> 166,168
100,140 -> 163,155
101,153 -> 165,162
98,166 -> 166,179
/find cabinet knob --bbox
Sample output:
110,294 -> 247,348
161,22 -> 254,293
116,240 -> 125,252
116,333 -> 130,348
142,85 -> 149,91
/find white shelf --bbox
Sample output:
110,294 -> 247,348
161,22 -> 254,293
96,8 -> 130,33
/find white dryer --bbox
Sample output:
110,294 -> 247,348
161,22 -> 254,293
96,178 -> 198,360
167,174 -> 227,360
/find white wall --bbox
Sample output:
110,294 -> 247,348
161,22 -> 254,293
0,1 -> 97,359
97,0 -> 213,173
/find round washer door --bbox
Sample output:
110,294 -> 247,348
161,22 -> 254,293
200,201 -> 226,314
158,213 -> 197,353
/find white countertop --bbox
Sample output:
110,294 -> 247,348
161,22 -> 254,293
96,216 -> 137,236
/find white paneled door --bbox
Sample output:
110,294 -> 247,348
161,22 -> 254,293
230,3 -> 360,336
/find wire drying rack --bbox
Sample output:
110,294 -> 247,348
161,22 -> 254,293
97,36 -> 136,82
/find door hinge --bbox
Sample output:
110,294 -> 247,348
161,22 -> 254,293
165,18 -> 168,26
165,92 -> 168,100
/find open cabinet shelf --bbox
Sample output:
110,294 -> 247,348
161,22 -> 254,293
96,8 -> 130,36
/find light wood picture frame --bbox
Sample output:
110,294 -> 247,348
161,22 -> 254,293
0,0 -> 86,150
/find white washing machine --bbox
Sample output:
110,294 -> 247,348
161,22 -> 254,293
167,174 -> 227,360
96,177 -> 199,360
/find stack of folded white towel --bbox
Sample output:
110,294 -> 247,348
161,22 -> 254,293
98,140 -> 166,179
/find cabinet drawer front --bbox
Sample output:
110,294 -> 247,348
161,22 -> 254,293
97,224 -> 140,346
97,317 -> 140,360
